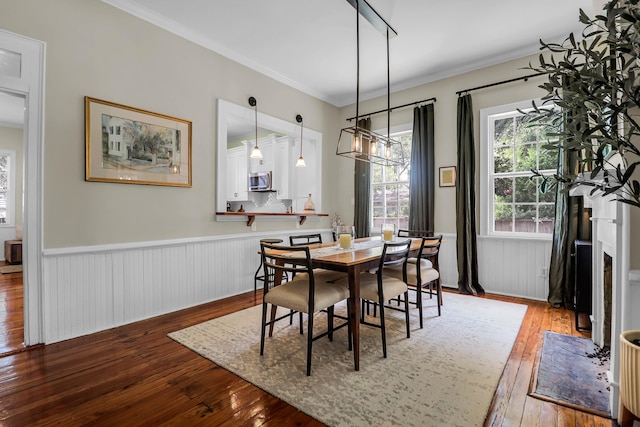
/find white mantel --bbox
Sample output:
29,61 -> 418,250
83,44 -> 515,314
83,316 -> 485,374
589,191 -> 637,421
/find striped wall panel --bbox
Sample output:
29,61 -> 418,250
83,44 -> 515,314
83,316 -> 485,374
42,230 -> 550,343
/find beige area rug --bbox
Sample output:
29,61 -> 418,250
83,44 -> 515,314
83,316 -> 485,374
169,293 -> 527,427
0,264 -> 22,274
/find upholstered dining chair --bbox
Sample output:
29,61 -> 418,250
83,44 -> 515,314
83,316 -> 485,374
288,233 -> 346,283
259,241 -> 351,376
383,235 -> 443,328
337,239 -> 411,358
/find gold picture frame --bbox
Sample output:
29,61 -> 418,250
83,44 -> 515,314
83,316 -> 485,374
439,166 -> 456,187
85,97 -> 192,187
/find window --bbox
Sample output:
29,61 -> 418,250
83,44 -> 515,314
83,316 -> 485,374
481,101 -> 559,237
371,127 -> 412,233
0,150 -> 16,225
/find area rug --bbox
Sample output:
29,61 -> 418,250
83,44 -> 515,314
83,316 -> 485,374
169,293 -> 527,427
0,264 -> 22,274
529,331 -> 611,418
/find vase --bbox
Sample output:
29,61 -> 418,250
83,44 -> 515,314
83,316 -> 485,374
304,193 -> 315,211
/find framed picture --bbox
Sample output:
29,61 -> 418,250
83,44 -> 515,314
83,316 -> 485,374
85,96 -> 192,187
439,166 -> 456,187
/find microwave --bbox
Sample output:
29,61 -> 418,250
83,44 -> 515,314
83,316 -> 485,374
248,171 -> 273,191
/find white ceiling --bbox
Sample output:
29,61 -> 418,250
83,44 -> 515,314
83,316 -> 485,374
103,0 -> 595,107
0,0 -> 596,127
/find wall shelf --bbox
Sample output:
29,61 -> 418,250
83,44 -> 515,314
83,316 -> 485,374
215,212 -> 328,227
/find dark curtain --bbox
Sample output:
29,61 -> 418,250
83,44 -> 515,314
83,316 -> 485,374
353,118 -> 371,238
456,94 -> 484,295
408,104 -> 435,232
548,79 -> 592,308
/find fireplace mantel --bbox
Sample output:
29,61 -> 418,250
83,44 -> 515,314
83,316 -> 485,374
588,191 -> 635,421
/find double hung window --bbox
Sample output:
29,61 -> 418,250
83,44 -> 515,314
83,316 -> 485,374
370,128 -> 412,233
481,101 -> 559,237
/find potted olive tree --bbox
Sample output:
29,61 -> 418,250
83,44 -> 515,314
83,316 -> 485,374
528,0 -> 640,208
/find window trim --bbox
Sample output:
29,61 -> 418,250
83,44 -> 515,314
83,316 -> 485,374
0,149 -> 16,227
480,99 -> 556,239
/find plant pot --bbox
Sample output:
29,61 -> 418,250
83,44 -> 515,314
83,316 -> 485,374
619,330 -> 640,424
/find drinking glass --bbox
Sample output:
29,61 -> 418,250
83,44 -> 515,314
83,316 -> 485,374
381,223 -> 395,242
335,225 -> 355,249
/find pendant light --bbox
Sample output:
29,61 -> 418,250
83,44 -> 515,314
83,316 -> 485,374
248,96 -> 262,159
295,114 -> 306,168
336,0 -> 405,168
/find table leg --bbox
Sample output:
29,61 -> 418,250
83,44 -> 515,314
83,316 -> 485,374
348,266 -> 360,371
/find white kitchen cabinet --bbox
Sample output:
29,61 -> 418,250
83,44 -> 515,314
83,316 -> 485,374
274,136 -> 293,200
226,144 -> 248,201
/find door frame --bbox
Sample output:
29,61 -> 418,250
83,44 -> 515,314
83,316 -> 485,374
0,29 -> 45,345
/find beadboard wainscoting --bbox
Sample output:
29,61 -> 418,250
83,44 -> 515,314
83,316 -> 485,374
41,231 -> 549,343
438,233 -> 552,301
42,230 -> 335,344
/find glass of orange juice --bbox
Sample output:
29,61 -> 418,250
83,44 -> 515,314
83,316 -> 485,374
381,223 -> 395,242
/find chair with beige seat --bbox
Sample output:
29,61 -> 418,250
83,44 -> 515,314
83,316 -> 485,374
384,234 -> 442,328
288,233 -> 346,283
259,241 -> 351,376
338,239 -> 412,358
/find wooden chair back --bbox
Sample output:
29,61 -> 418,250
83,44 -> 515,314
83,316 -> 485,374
289,233 -> 323,246
397,229 -> 434,238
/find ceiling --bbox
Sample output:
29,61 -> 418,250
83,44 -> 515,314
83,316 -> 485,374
0,0 -> 596,128
103,0 -> 595,107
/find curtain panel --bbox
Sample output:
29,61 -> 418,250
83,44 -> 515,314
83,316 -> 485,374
456,94 -> 484,295
547,78 -> 592,308
409,104 -> 435,233
353,118 -> 372,238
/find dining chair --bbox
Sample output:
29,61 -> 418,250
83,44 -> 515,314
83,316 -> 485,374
383,235 -> 443,328
337,239 -> 411,358
260,241 -> 351,376
288,233 -> 346,283
289,233 -> 322,246
253,238 -> 286,293
396,230 -> 439,295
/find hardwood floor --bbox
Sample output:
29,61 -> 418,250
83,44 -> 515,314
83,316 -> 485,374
0,265 -> 25,356
0,278 -> 619,426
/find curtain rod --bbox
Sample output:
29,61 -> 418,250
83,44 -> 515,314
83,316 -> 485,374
346,96 -> 437,122
456,72 -> 547,96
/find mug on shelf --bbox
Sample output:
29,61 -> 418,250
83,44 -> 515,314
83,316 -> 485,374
381,223 -> 395,242
335,225 -> 355,249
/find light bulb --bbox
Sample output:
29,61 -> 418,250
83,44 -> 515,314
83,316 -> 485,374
296,156 -> 306,167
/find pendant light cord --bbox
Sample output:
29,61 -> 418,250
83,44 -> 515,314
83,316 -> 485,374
355,0 -> 360,127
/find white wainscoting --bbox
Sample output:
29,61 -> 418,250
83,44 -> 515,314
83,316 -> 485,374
438,232 -> 551,301
42,230 -> 550,343
42,229 -> 335,344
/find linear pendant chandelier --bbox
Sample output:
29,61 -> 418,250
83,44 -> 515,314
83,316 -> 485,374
336,0 -> 405,167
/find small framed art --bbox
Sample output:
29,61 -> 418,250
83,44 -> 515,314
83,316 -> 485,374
439,166 -> 456,187
85,96 -> 192,187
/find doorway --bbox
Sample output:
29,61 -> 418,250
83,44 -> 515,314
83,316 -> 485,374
0,90 -> 25,354
0,29 -> 45,347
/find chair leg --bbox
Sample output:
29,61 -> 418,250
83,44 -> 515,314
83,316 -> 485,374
327,306 -> 334,342
404,291 -> 410,338
417,284 -> 424,329
378,296 -> 387,358
306,312 -> 314,376
436,280 -> 442,316
299,312 -> 304,334
260,302 -> 268,355
253,261 -> 263,294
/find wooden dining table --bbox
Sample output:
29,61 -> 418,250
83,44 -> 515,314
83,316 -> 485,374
272,236 -> 424,371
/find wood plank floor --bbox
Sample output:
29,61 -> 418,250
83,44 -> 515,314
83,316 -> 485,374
0,272 -> 619,426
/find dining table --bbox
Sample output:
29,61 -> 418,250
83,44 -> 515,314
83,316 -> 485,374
271,236 -> 425,371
